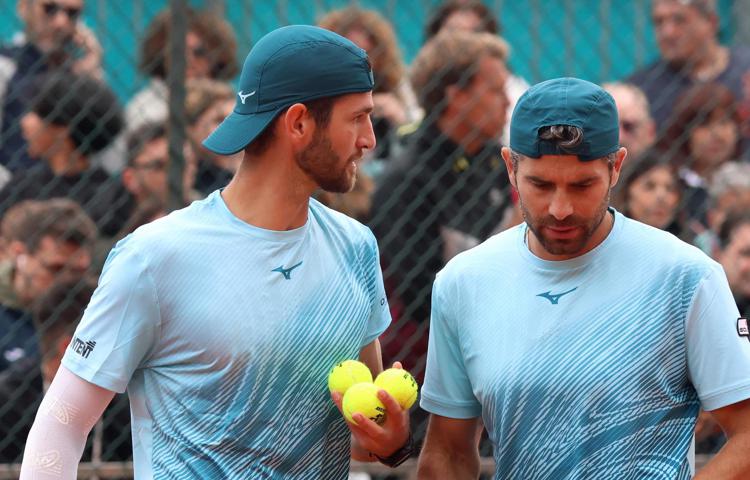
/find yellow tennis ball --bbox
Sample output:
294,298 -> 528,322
374,368 -> 419,409
327,360 -> 373,395
342,382 -> 386,425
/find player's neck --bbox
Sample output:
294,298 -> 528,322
222,153 -> 314,231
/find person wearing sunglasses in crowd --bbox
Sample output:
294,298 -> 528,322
0,0 -> 103,173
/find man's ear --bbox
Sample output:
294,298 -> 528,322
282,103 -> 316,150
610,147 -> 628,188
501,147 -> 517,189
17,0 -> 29,22
121,168 -> 139,195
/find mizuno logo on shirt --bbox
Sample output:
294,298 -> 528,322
71,337 -> 96,358
537,287 -> 578,305
238,90 -> 256,104
272,261 -> 303,280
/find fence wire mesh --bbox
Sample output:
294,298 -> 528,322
1,0 -> 749,477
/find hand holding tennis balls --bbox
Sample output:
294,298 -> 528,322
330,361 -> 412,461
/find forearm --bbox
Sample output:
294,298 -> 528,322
20,367 -> 114,479
694,432 -> 750,479
417,447 -> 479,479
20,391 -> 93,479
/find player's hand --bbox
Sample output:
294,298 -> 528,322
71,23 -> 103,78
331,361 -> 411,459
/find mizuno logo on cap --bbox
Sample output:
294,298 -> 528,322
238,90 -> 256,104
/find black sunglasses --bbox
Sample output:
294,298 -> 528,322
42,2 -> 82,20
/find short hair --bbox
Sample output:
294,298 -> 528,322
652,0 -> 717,17
185,79 -> 234,126
30,73 -> 123,156
32,278 -> 96,356
425,0 -> 500,39
411,30 -> 508,115
1,199 -> 98,252
318,7 -> 406,95
125,122 -> 168,167
708,162 -> 750,206
245,96 -> 338,157
139,6 -> 239,80
718,210 -> 750,250
657,83 -> 741,163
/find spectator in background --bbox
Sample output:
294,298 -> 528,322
694,162 -> 750,256
0,0 -> 103,172
717,211 -> 750,317
185,79 -> 241,197
0,278 -> 132,462
319,7 -> 420,163
0,73 -> 123,229
97,123 -> 170,241
629,0 -> 750,131
656,82 -> 743,232
617,151 -> 687,240
0,199 -> 96,373
424,0 -> 528,143
603,82 -> 657,162
370,31 -> 512,381
126,6 -> 239,134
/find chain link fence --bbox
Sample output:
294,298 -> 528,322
1,0 -> 749,477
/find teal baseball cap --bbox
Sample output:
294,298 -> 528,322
203,25 -> 374,155
509,77 -> 619,161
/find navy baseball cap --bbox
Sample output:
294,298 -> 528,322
203,25 -> 374,155
509,77 -> 620,161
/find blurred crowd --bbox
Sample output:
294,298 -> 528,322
0,0 -> 749,465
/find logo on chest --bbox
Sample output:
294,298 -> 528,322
272,261 -> 303,280
536,287 -> 578,305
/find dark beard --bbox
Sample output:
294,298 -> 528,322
295,132 -> 356,193
520,187 -> 611,257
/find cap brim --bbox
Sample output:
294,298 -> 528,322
202,109 -> 280,155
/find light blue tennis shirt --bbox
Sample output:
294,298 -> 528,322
422,210 -> 750,479
62,191 -> 391,479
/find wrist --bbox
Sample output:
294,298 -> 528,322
371,431 -> 415,468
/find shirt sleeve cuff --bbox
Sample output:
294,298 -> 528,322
419,389 -> 482,419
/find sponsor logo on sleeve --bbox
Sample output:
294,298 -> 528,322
71,337 -> 96,358
738,318 -> 749,342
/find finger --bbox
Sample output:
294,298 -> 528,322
377,389 -> 404,417
391,361 -> 403,369
350,412 -> 384,437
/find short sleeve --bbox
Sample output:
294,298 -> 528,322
420,269 -> 482,418
361,232 -> 391,347
686,263 -> 750,411
62,238 -> 161,393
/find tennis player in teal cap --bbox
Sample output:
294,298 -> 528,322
21,25 -> 412,479
417,77 -> 750,479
